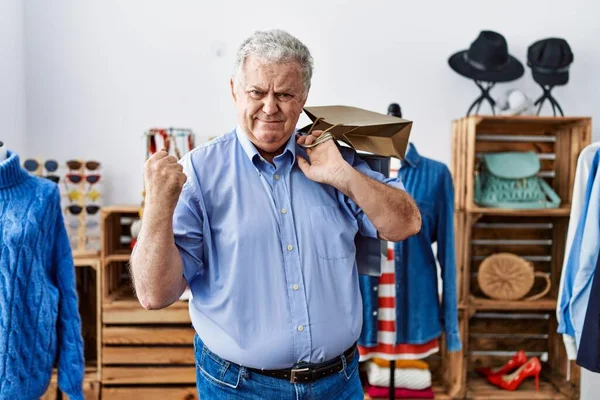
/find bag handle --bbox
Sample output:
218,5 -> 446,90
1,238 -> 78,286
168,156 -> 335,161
539,178 -> 562,208
524,272 -> 552,301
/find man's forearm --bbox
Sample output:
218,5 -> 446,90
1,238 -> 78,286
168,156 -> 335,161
332,163 -> 421,241
130,209 -> 186,309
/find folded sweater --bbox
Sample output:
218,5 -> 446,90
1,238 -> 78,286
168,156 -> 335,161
365,362 -> 432,390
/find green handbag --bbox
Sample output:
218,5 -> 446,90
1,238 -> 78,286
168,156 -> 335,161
474,151 -> 561,209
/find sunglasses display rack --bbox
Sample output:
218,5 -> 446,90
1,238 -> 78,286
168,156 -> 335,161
63,159 -> 103,256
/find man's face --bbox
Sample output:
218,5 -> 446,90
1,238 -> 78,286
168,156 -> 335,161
231,56 -> 307,154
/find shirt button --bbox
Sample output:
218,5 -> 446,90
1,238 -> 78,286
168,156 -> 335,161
287,245 -> 293,251
297,325 -> 304,332
293,284 -> 299,291
281,208 -> 287,214
274,174 -> 280,180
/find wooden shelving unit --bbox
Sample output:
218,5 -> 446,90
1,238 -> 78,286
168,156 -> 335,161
100,206 -> 198,400
452,116 -> 591,400
42,254 -> 101,399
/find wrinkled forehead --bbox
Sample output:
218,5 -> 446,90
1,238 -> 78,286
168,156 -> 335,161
239,56 -> 304,91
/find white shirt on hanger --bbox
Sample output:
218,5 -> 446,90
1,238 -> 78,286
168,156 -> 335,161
557,142 -> 600,360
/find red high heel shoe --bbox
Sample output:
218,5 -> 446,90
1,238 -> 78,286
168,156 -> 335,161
486,357 -> 542,391
475,350 -> 527,377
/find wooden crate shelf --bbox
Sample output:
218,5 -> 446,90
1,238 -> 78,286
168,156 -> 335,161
467,205 -> 571,217
102,366 -> 196,385
364,383 -> 454,400
466,373 -> 566,399
452,116 -> 590,400
105,253 -> 132,263
41,370 -> 100,400
100,206 -> 195,390
73,257 -> 102,382
470,296 -> 557,311
452,116 -> 591,213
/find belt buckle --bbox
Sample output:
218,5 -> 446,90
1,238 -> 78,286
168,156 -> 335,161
290,367 -> 310,384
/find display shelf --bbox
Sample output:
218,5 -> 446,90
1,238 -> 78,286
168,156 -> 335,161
102,283 -> 190,324
452,116 -> 591,213
452,116 -> 590,399
102,366 -> 196,385
466,205 -> 571,217
466,373 -> 566,400
41,370 -> 100,400
470,296 -> 557,311
364,383 -> 453,400
105,253 -> 132,264
73,249 -> 101,259
102,205 -> 142,214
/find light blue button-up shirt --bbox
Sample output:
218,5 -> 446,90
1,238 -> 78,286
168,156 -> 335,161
173,126 -> 404,369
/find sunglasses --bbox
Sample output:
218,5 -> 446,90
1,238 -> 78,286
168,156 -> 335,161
65,188 -> 101,202
66,174 -> 101,185
66,160 -> 101,171
66,204 -> 101,216
68,219 -> 100,230
23,159 -> 60,183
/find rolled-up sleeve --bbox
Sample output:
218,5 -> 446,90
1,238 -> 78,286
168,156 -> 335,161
173,154 -> 206,285
339,148 -> 405,239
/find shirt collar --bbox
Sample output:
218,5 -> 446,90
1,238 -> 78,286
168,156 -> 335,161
402,143 -> 421,168
235,125 -> 297,166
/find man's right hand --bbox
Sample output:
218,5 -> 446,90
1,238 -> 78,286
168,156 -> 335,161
143,149 -> 187,214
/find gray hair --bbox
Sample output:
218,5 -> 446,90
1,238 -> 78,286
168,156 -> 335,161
233,29 -> 314,97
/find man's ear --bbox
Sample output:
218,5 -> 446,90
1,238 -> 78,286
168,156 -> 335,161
230,78 -> 237,101
300,89 -> 309,108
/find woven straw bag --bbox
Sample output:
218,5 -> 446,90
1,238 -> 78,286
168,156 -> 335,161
477,253 -> 551,301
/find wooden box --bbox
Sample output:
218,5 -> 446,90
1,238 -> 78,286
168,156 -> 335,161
451,116 -> 589,400
466,311 -> 578,400
452,116 -> 591,215
101,206 -> 196,390
73,256 -> 102,378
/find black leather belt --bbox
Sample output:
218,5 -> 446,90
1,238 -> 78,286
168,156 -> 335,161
248,344 -> 357,384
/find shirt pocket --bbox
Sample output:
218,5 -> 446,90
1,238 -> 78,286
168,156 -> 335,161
309,205 -> 357,260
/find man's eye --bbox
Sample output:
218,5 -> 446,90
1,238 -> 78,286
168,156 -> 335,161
277,93 -> 291,99
250,90 -> 263,96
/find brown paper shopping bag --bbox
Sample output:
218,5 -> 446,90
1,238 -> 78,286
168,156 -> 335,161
299,105 -> 413,159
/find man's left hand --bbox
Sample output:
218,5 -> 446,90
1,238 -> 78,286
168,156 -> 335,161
296,130 -> 350,187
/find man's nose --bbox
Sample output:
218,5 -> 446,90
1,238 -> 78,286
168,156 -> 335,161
262,94 -> 279,115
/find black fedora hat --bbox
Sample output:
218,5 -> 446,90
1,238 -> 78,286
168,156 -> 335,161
527,38 -> 573,86
448,30 -> 524,83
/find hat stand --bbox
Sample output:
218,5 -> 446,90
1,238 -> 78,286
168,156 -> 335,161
466,80 -> 496,116
534,84 -> 564,116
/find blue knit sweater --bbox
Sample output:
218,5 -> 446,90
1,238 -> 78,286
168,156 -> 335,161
0,151 -> 84,399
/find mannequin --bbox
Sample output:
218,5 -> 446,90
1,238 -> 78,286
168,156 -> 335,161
0,140 -> 7,161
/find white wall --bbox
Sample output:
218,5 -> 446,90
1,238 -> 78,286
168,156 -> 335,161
23,0 -> 600,205
0,0 -> 26,156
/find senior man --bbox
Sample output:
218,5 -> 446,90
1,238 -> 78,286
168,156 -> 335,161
131,29 -> 421,399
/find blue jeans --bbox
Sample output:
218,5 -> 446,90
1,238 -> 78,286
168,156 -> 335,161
194,334 -> 363,399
